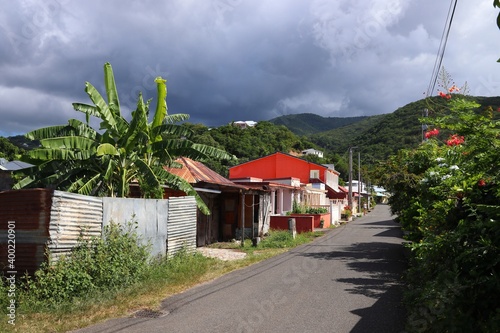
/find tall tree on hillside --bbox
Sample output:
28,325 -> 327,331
14,63 -> 233,214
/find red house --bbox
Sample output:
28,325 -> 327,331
229,152 -> 341,197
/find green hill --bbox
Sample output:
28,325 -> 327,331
269,113 -> 368,136
296,96 -> 500,164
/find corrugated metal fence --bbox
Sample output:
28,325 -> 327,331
0,189 -> 197,275
49,191 -> 103,262
102,197 -> 170,258
167,196 -> 197,256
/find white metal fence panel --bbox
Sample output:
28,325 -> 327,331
102,197 -> 169,258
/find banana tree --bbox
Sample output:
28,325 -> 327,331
14,63 -> 234,214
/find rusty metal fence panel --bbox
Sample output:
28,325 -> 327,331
1,189 -> 197,274
167,196 -> 197,256
48,190 -> 103,262
0,189 -> 53,275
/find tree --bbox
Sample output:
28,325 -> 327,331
14,63 -> 234,214
0,137 -> 23,160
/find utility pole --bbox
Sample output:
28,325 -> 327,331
348,147 -> 356,210
422,108 -> 428,142
358,152 -> 361,215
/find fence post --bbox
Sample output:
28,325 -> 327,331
288,218 -> 296,239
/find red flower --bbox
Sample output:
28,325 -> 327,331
478,179 -> 486,187
446,134 -> 465,146
425,128 -> 439,139
438,91 -> 451,99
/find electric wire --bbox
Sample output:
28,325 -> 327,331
423,0 -> 458,141
426,0 -> 458,97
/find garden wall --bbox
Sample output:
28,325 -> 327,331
270,215 -> 314,233
0,189 -> 197,275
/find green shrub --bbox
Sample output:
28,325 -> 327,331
21,221 -> 151,306
379,77 -> 500,332
305,207 -> 328,214
257,229 -> 316,249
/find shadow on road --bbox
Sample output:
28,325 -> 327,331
350,284 -> 406,333
299,215 -> 408,332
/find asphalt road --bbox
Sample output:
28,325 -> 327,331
74,204 -> 407,333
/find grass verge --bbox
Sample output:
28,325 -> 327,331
0,229 -> 325,333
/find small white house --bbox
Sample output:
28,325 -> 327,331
232,121 -> 257,129
302,148 -> 323,158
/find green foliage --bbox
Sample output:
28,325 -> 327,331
13,63 -> 233,214
269,113 -> 368,136
180,121 -> 332,177
304,207 -> 328,214
257,229 -> 316,249
0,137 -> 24,160
19,221 -> 150,307
379,85 -> 500,332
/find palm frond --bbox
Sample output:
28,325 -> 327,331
77,174 -> 103,196
152,123 -> 193,139
26,148 -> 94,161
67,119 -> 100,140
40,136 -> 97,150
154,167 -> 210,215
134,159 -> 160,189
84,82 -> 118,133
26,125 -> 69,140
191,143 -> 235,160
164,113 -> 190,124
72,103 -> 101,119
97,143 -> 119,156
152,77 -> 167,131
103,62 -> 121,117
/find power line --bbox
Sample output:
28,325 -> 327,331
425,0 -> 458,97
423,0 -> 458,142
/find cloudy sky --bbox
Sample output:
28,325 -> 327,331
0,0 -> 499,137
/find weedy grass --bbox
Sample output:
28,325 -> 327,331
0,228 -> 325,332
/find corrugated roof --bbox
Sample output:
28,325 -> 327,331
0,160 -> 33,171
165,157 -> 246,189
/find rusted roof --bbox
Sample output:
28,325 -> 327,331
164,157 -> 246,189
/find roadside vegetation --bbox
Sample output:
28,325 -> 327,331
377,69 -> 500,332
0,226 -> 323,333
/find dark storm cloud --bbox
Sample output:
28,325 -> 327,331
0,0 -> 499,137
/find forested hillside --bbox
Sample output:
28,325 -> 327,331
181,121 -> 349,177
4,96 -> 499,183
269,113 -> 367,136
302,96 -> 500,163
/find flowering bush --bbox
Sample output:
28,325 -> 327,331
424,128 -> 439,139
378,73 -> 500,332
342,205 -> 352,218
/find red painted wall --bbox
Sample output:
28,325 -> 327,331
291,213 -> 331,228
229,152 -> 328,184
270,215 -> 315,233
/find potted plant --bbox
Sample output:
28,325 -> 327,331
341,205 -> 352,221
